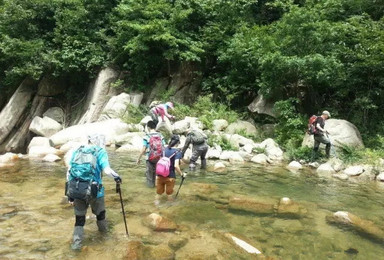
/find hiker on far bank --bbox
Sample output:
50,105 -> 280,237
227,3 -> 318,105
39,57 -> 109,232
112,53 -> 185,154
181,129 -> 209,171
155,134 -> 185,205
311,110 -> 331,160
137,120 -> 166,188
149,102 -> 175,127
66,134 -> 122,250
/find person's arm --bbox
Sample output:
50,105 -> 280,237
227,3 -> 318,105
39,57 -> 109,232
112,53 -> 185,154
136,146 -> 147,164
174,159 -> 185,177
181,136 -> 191,156
98,148 -> 121,183
162,104 -> 174,119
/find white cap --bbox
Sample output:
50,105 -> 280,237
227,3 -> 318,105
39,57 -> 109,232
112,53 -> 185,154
322,110 -> 331,118
88,134 -> 106,148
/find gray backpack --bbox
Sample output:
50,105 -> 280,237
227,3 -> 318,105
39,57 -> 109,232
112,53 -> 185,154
190,131 -> 206,144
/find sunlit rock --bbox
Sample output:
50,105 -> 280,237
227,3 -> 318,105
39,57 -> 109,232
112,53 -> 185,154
43,154 -> 61,162
225,120 -> 258,136
172,119 -> 190,134
28,137 -> 53,154
287,161 -> 303,170
213,162 -> 226,172
251,154 -> 270,165
30,116 -> 63,137
317,163 -> 336,176
28,146 -> 60,158
376,172 -> 384,182
212,119 -> 228,132
145,213 -> 178,232
344,165 -> 364,176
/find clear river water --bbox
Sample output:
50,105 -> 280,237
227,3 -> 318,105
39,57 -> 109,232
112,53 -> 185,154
1,150 -> 384,259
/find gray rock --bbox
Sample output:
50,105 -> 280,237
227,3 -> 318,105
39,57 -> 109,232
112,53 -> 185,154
248,94 -> 276,118
140,116 -> 153,126
172,119 -> 190,134
328,158 -> 345,172
229,153 -> 245,164
343,165 -> 364,176
43,107 -> 65,124
0,78 -> 35,145
30,116 -> 63,137
376,172 -> 384,182
129,92 -> 144,107
28,137 -> 53,153
43,154 -> 61,162
227,134 -> 254,149
50,119 -> 130,146
332,173 -> 349,181
206,149 -> 221,159
287,161 -> 303,170
100,93 -> 131,119
28,146 -> 60,158
302,119 -> 364,149
77,67 -> 119,124
213,162 -> 226,172
308,162 -> 320,168
317,163 -> 336,176
212,119 -> 228,132
251,154 -> 270,165
225,120 -> 258,136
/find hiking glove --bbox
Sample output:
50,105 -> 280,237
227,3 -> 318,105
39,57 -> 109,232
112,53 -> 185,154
114,176 -> 122,183
182,173 -> 187,178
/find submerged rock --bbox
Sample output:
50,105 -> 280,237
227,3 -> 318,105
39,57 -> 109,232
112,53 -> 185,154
276,197 -> 307,218
213,162 -> 226,172
146,244 -> 174,260
168,236 -> 188,251
326,211 -> 384,242
224,233 -> 262,255
125,240 -> 145,260
145,213 -> 178,232
229,196 -> 275,215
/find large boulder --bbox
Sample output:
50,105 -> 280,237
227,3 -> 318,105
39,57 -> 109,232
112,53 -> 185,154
287,161 -> 303,170
28,146 -> 60,158
29,116 -> 63,137
302,119 -> 364,149
225,120 -> 258,136
248,94 -> 276,118
327,211 -> 384,242
129,92 -> 144,107
156,117 -> 173,136
0,78 -> 36,145
43,107 -> 65,124
28,137 -> 53,153
212,119 -> 228,132
172,119 -> 190,134
251,154 -> 270,165
260,138 -> 284,161
317,163 -> 336,176
100,93 -> 131,120
77,67 -> 119,124
206,148 -> 221,159
0,153 -> 19,164
50,119 -> 130,146
226,134 -> 254,149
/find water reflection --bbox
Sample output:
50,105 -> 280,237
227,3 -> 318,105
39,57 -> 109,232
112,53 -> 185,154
0,150 -> 383,259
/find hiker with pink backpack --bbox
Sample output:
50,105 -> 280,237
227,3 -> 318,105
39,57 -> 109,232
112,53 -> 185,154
155,134 -> 186,205
136,121 -> 166,187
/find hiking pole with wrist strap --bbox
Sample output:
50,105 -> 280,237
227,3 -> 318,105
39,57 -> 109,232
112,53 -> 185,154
175,175 -> 185,199
116,183 -> 129,237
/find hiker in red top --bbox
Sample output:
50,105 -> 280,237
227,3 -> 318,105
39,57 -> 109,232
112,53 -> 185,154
137,121 -> 166,187
312,110 -> 331,160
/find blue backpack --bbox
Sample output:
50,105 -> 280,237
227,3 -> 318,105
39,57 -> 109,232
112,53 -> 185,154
67,146 -> 100,200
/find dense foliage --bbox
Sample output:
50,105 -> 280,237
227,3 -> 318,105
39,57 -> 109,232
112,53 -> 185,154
1,0 -> 384,149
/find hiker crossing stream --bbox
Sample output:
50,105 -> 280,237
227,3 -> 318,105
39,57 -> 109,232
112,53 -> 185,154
1,150 -> 384,259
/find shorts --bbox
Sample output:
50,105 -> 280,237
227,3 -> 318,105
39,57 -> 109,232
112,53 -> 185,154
74,197 -> 105,216
156,176 -> 175,195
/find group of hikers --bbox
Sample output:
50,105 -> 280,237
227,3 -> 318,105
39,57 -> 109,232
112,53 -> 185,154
64,101 -> 332,250
65,102 -> 208,250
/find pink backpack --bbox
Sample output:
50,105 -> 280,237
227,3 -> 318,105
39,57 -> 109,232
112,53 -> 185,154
156,150 -> 179,177
148,134 -> 163,163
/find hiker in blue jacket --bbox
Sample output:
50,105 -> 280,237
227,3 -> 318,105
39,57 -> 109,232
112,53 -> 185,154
66,134 -> 121,250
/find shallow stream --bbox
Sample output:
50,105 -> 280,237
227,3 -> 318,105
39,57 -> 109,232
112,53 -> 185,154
1,150 -> 384,259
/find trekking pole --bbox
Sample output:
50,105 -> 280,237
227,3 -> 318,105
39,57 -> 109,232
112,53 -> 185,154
116,183 -> 129,237
175,176 -> 185,199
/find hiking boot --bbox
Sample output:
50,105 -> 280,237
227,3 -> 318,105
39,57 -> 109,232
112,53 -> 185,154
71,226 -> 84,250
97,219 -> 108,233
